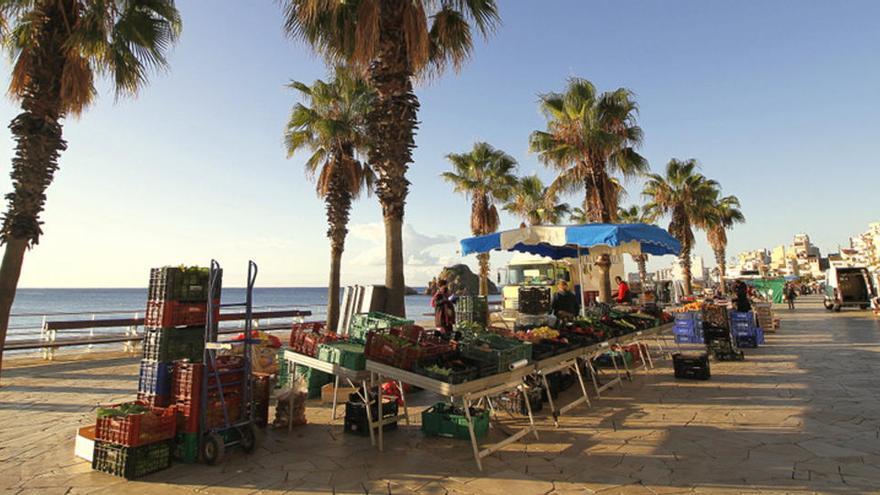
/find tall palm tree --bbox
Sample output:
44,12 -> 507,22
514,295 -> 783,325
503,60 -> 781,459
503,175 -> 570,227
285,67 -> 374,330
706,194 -> 745,294
282,0 -> 500,316
529,77 -> 647,301
617,205 -> 653,294
441,143 -> 517,296
569,207 -> 588,225
0,1 -> 181,379
643,159 -> 719,296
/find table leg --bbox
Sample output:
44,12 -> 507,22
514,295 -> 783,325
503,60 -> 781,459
362,379 -> 376,447
611,352 -> 623,384
331,375 -> 340,420
587,358 -> 601,397
377,375 -> 384,452
520,385 -> 539,440
540,372 -> 559,427
462,396 -> 483,471
571,361 -> 591,408
397,380 -> 410,426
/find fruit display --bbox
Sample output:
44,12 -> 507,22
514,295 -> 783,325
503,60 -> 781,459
672,301 -> 704,313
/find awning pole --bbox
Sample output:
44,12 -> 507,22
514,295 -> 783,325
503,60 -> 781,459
577,246 -> 586,317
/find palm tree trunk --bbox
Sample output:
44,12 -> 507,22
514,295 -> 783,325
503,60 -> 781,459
636,254 -> 648,302
681,244 -> 693,296
715,248 -> 727,295
477,253 -> 490,296
324,159 -> 354,330
367,1 -> 419,317
0,238 -> 28,382
0,6 -> 68,381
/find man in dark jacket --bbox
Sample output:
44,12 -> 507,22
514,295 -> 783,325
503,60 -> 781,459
552,280 -> 579,320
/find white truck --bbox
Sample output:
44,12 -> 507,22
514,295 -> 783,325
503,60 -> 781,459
823,265 -> 876,311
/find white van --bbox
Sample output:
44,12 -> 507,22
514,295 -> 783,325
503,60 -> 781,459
823,265 -> 876,311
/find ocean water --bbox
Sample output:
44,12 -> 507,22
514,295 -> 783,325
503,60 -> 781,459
6,287 -> 437,343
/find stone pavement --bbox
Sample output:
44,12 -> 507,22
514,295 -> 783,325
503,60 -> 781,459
1,296 -> 879,494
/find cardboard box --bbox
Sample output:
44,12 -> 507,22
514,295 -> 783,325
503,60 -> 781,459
321,383 -> 357,404
74,425 -> 96,462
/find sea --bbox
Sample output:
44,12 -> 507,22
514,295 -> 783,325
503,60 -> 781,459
5,287 -> 439,346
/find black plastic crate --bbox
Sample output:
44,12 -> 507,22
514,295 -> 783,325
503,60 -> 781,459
517,287 -> 551,315
672,352 -> 711,380
455,296 -> 489,327
148,266 -> 221,302
707,339 -> 745,361
92,440 -> 172,479
343,399 -> 398,436
142,327 -> 204,363
413,354 -> 480,384
735,335 -> 758,348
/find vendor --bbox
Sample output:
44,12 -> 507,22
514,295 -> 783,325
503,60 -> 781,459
615,276 -> 632,304
551,280 -> 580,320
431,279 -> 457,333
733,279 -> 752,312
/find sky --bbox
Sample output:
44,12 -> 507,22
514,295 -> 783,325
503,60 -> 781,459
1,0 -> 879,288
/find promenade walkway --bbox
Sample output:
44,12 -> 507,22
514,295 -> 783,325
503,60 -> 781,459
1,296 -> 878,494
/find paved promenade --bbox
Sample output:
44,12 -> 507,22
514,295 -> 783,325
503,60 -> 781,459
1,296 -> 878,494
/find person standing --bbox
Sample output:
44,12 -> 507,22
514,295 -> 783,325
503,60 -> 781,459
614,276 -> 631,304
432,279 -> 457,333
733,279 -> 752,313
786,283 -> 797,310
552,280 -> 580,320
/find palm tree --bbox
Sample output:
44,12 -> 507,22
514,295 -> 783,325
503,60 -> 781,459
643,159 -> 719,296
706,194 -> 745,294
503,175 -> 570,226
0,1 -> 181,379
569,207 -> 589,224
285,67 -> 374,330
529,77 -> 647,302
617,205 -> 653,295
441,143 -> 517,296
282,0 -> 500,316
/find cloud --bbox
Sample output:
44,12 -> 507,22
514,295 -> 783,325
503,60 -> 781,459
346,223 -> 467,285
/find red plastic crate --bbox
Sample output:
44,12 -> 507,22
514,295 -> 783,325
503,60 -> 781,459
145,299 -> 220,329
289,321 -> 326,347
95,402 -> 177,447
136,392 -> 171,408
205,393 -> 242,429
365,332 -> 451,371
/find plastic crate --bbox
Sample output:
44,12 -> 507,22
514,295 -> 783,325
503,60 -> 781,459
289,321 -> 327,347
136,392 -> 170,408
145,299 -> 220,329
171,361 -> 203,433
674,311 -> 702,322
142,327 -> 204,363
343,399 -> 398,436
148,266 -> 220,302
276,347 -> 291,389
296,331 -> 339,358
92,440 -> 172,480
736,335 -> 758,348
413,354 -> 480,384
137,360 -> 173,396
253,373 -> 271,428
421,402 -> 489,440
455,296 -> 489,327
348,312 -> 414,343
673,352 -> 711,380
459,334 -> 533,375
294,365 -> 333,398
95,403 -> 177,447
204,392 -> 242,429
517,287 -> 551,315
364,331 -> 451,371
173,432 -> 199,464
674,333 -> 705,344
317,341 -> 366,370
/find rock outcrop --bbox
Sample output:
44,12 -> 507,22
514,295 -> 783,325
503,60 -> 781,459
425,264 -> 499,295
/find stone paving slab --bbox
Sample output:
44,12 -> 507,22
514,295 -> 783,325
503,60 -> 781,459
1,296 -> 879,494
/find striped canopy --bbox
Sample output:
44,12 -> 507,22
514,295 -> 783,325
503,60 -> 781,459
460,223 -> 681,260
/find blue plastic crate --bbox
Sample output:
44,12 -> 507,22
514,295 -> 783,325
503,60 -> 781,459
729,311 -> 754,323
674,311 -> 702,322
736,335 -> 758,348
675,334 -> 704,344
137,360 -> 172,396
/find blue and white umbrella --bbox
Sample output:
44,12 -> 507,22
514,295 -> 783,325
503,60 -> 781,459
461,223 -> 681,259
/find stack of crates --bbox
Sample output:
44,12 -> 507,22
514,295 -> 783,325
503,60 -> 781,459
517,287 -> 551,315
673,312 -> 704,344
139,266 -> 218,408
754,303 -> 775,332
455,295 -> 489,327
347,312 -> 414,343
170,360 -> 202,463
92,402 -> 177,479
729,311 -> 764,348
344,391 -> 399,436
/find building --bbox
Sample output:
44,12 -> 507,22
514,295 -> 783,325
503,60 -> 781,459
734,249 -> 770,276
655,256 -> 709,284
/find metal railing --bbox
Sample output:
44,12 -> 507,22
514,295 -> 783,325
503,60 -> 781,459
5,305 -> 314,360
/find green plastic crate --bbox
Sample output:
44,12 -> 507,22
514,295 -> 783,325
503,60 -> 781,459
294,365 -> 333,399
455,296 -> 488,327
421,402 -> 489,440
460,334 -> 533,374
348,312 -> 414,343
317,341 -> 366,371
142,326 -> 205,363
276,347 -> 290,389
92,440 -> 172,480
173,432 -> 198,464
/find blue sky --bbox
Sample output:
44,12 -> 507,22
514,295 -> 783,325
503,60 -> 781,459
1,0 -> 878,287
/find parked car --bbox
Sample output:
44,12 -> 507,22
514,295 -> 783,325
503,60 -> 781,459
823,266 -> 876,311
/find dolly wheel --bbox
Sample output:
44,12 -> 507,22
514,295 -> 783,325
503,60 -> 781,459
833,304 -> 841,312
240,424 -> 259,454
203,432 -> 225,465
